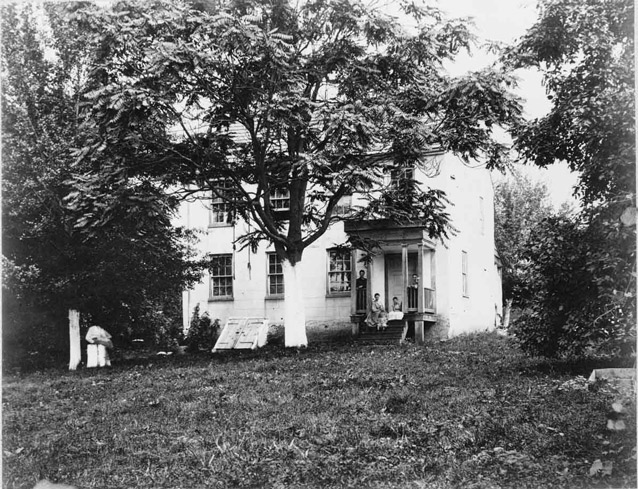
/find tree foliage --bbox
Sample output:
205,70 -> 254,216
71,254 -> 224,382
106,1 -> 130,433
511,215 -> 635,357
505,0 -> 634,207
494,173 -> 553,302
62,0 -> 524,345
503,0 -> 635,356
1,3 -> 203,350
68,0 -> 523,262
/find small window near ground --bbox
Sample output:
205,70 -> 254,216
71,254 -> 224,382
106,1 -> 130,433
327,249 -> 352,295
210,254 -> 233,299
267,253 -> 284,296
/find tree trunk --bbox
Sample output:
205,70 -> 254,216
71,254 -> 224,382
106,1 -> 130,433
68,309 -> 81,370
503,298 -> 513,329
282,259 -> 308,347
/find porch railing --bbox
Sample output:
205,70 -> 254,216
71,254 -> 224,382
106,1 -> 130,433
423,287 -> 435,313
355,286 -> 434,315
356,288 -> 367,313
407,286 -> 436,313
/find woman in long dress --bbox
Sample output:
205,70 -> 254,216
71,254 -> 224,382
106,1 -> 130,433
366,293 -> 388,330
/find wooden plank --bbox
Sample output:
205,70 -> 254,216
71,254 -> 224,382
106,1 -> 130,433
235,319 -> 263,349
213,318 -> 268,351
213,318 -> 246,351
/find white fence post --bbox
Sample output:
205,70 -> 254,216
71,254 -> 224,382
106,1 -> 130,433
68,309 -> 81,370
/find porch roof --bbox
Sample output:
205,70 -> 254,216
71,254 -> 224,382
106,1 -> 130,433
344,219 -> 436,248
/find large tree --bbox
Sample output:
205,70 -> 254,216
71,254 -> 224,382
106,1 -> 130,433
1,3 -> 203,352
502,0 -> 635,355
494,173 -> 553,326
69,0 -> 523,347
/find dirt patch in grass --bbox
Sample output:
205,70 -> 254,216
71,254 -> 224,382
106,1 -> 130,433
3,333 -> 635,488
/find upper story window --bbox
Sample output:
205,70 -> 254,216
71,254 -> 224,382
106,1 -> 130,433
390,166 -> 415,186
210,254 -> 233,300
327,249 -> 351,295
210,180 -> 236,227
333,195 -> 352,217
270,188 -> 290,211
267,253 -> 285,297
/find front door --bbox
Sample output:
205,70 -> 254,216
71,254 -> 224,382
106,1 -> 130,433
385,253 -> 417,310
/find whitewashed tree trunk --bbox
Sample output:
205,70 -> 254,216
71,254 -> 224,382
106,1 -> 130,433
282,260 -> 308,347
503,298 -> 513,329
68,309 -> 81,370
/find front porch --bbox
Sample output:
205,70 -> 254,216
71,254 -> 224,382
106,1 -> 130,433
345,219 -> 438,345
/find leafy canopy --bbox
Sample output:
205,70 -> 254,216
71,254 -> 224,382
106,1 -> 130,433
503,0 -> 635,356
69,0 -> 523,263
1,3 -> 203,340
493,173 -> 553,302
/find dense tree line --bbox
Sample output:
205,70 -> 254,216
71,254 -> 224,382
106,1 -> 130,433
502,0 -> 635,356
1,3 -> 205,357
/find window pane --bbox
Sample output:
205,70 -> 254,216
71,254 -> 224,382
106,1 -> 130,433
328,249 -> 351,293
268,254 -> 284,295
211,254 -> 233,298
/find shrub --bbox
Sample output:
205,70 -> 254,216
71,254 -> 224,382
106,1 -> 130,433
511,216 -> 636,357
134,307 -> 184,351
186,305 -> 220,352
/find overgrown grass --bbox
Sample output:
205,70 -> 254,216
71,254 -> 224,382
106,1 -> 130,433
3,333 -> 635,488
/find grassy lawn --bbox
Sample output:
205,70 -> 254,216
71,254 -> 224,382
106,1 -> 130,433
3,332 -> 635,488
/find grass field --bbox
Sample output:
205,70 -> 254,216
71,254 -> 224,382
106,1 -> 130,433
3,332 -> 635,488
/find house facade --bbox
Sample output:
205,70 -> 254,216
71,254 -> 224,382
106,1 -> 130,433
180,150 -> 503,343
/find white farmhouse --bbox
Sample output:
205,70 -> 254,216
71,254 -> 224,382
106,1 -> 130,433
180,149 -> 503,344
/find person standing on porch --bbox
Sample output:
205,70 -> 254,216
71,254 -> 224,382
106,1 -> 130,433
356,269 -> 368,311
408,273 -> 419,309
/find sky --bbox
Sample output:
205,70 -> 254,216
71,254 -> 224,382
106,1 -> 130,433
432,0 -> 579,209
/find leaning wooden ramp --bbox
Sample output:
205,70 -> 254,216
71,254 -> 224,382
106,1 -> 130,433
212,317 -> 269,352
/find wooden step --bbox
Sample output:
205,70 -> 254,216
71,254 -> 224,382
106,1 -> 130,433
357,320 -> 406,344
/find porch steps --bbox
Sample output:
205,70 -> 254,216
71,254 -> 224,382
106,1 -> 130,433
357,320 -> 406,345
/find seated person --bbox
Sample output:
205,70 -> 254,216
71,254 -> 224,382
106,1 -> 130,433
365,293 -> 388,330
388,296 -> 404,320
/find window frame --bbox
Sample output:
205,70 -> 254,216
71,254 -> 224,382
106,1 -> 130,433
266,252 -> 285,298
390,166 -> 415,186
326,248 -> 352,297
209,180 -> 237,227
270,188 -> 290,212
209,253 -> 234,301
333,194 -> 353,217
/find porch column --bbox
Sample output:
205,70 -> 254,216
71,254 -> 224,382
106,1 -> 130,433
415,243 -> 425,345
417,243 -> 424,312
351,249 -> 359,336
366,258 -> 373,316
401,244 -> 409,313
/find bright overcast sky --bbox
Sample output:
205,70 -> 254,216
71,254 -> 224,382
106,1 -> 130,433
432,0 -> 578,207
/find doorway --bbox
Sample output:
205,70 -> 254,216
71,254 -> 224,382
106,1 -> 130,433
384,253 -> 418,310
